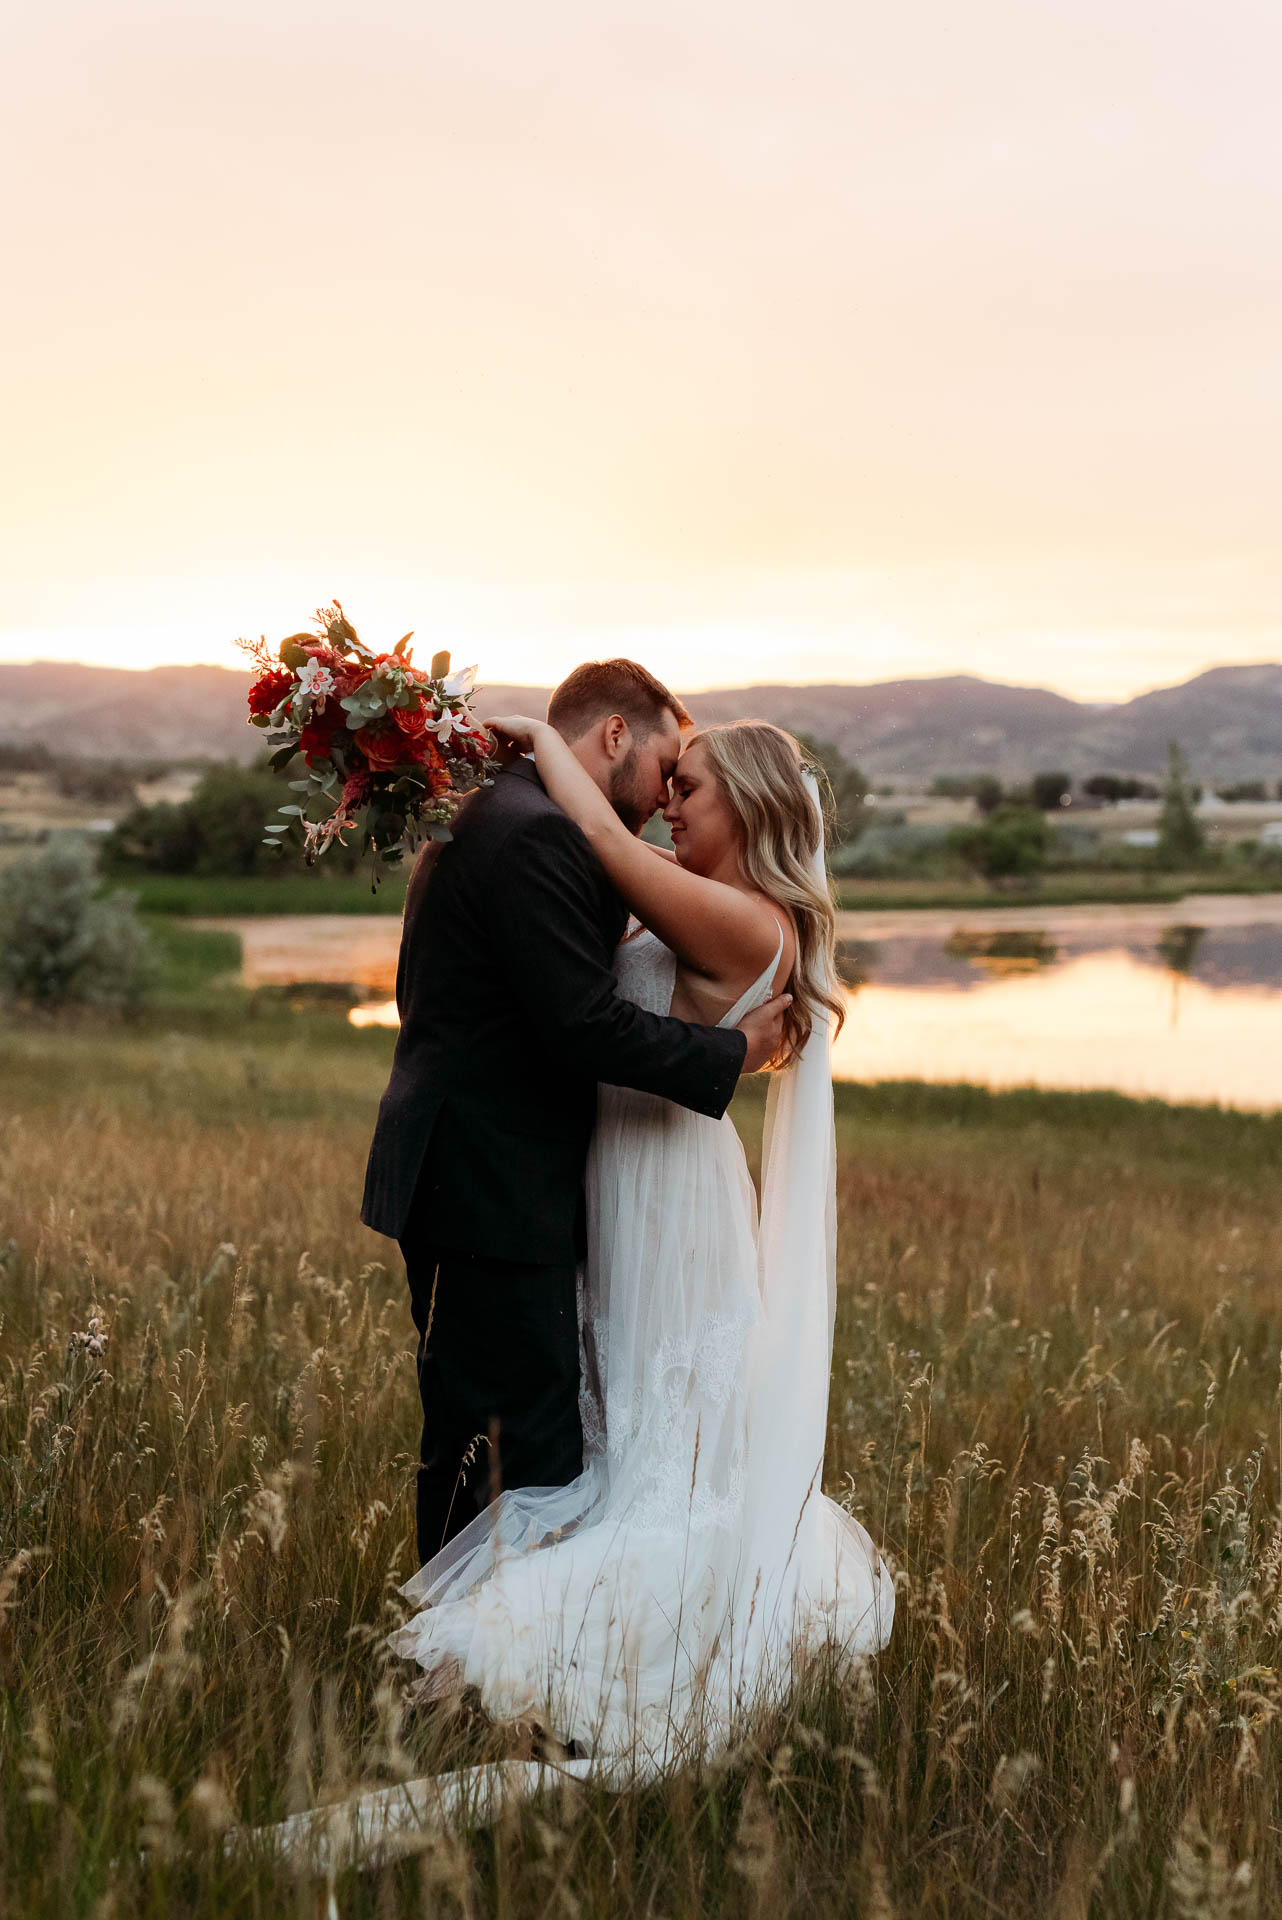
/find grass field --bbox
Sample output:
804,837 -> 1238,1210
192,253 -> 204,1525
2,996 -> 1281,1916
89,865 -> 1282,919
836,870 -> 1282,913
101,870 -> 411,916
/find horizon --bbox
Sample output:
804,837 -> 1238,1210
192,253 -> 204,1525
0,619 -> 1276,706
4,651 -> 1279,710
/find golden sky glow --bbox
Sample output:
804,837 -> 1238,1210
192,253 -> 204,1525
3,1 -> 1280,700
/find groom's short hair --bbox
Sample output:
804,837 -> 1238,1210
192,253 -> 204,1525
547,660 -> 692,744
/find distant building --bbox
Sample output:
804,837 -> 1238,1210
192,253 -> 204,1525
1122,828 -> 1160,849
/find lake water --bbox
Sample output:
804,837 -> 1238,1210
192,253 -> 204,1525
201,893 -> 1282,1112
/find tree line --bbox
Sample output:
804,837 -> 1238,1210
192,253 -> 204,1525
100,762 -> 364,877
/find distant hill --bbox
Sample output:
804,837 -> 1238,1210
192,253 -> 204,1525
2,659 -> 1280,784
0,663 -> 256,765
674,676 -> 1090,781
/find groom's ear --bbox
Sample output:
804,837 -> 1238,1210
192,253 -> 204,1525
601,713 -> 630,760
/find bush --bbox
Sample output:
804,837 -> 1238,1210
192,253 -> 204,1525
1083,773 -> 1158,802
831,820 -> 946,877
948,803 -> 1049,883
103,759 -> 368,878
0,840 -> 160,1012
187,762 -> 288,875
104,764 -> 278,876
104,796 -> 204,873
1031,770 -> 1073,810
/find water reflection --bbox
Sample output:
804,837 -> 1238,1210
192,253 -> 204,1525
1155,925 -> 1206,977
840,910 -> 1282,995
828,916 -> 1282,1106
831,951 -> 1282,1111
1155,926 -> 1206,1031
201,905 -> 1282,1110
942,928 -> 1058,976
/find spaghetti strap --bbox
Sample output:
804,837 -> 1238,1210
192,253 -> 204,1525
716,917 -> 787,1031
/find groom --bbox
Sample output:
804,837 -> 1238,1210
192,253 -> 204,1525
361,659 -> 788,1563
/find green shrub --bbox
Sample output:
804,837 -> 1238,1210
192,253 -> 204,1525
104,760 -> 369,877
1031,769 -> 1073,810
0,840 -> 160,1012
103,763 -> 279,876
948,802 -> 1049,882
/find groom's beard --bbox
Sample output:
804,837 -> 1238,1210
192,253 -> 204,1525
607,746 -> 652,836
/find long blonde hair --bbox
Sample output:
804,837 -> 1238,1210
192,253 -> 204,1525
685,720 -> 845,1069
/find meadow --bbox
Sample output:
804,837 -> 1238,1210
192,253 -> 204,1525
92,866 -> 1282,918
2,966 -> 1281,1916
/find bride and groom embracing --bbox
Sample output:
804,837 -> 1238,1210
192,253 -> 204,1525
361,657 -> 893,1766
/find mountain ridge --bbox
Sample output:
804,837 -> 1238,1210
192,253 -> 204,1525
2,660 -> 1279,783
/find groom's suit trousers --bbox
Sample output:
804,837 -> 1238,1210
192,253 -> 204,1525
401,1235 -> 582,1563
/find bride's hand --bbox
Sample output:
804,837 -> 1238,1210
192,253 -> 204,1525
486,714 -> 548,754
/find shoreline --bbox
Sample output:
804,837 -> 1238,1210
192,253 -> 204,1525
835,890 -> 1282,940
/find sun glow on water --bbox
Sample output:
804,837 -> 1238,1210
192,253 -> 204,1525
204,913 -> 1282,1112
832,952 -> 1282,1112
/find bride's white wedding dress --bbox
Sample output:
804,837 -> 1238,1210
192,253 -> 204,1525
388,905 -> 894,1766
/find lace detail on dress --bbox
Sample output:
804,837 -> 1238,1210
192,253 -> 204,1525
612,921 -> 677,1016
602,1303 -> 757,1533
577,1265 -> 607,1467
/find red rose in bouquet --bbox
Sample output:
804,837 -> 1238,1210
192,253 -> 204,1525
355,722 -> 410,772
391,699 -> 432,745
248,668 -> 294,718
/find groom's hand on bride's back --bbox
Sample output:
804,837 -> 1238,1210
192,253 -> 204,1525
736,994 -> 792,1074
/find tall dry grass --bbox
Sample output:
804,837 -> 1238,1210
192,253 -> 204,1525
2,1011 -> 1281,1916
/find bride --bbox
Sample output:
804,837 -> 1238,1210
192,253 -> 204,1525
388,715 -> 894,1765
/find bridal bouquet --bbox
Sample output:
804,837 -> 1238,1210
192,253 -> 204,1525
239,604 -> 496,877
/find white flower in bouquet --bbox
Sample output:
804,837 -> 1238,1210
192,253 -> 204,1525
296,657 -> 337,701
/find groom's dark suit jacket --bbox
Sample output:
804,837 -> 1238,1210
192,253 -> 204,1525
360,758 -> 746,1264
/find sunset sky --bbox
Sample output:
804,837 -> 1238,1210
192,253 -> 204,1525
4,0 -> 1279,701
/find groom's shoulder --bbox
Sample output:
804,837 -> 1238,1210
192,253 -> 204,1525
485,758 -> 555,818
423,765 -> 589,907
470,762 -> 586,858
466,760 -> 556,844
